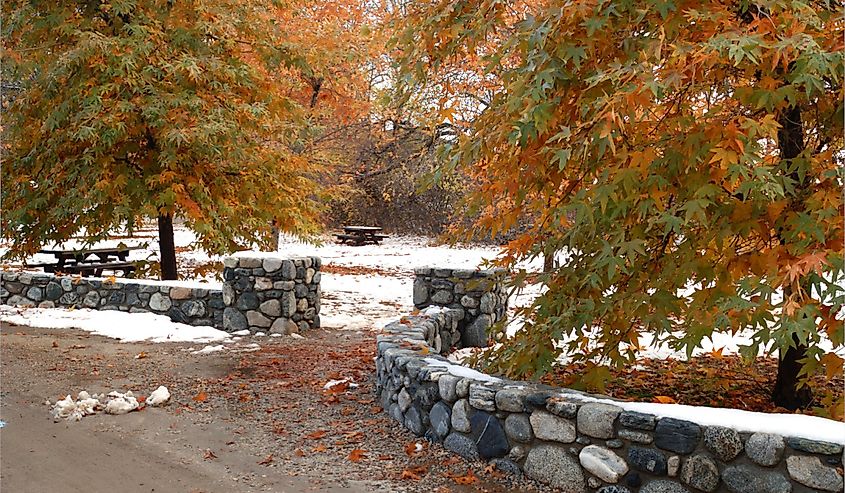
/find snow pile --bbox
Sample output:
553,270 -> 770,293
50,391 -> 102,421
323,378 -> 358,390
423,357 -> 502,384
0,306 -> 232,344
48,386 -> 170,421
147,386 -> 171,407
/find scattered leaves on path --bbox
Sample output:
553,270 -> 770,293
348,449 -> 366,462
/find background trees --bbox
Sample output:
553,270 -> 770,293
395,0 -> 844,411
2,0 -> 349,279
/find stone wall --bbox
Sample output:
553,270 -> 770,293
1,271 -> 224,327
376,317 -> 844,493
1,254 -> 321,335
412,267 -> 508,348
222,255 -> 320,334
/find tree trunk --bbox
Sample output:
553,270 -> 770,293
770,103 -> 812,409
158,213 -> 178,280
772,334 -> 813,410
543,252 -> 555,273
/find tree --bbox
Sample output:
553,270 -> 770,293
396,0 -> 843,411
2,0 -> 331,279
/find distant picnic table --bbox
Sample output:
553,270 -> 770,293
33,246 -> 142,277
334,226 -> 387,246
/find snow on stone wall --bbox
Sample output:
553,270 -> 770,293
377,270 -> 845,493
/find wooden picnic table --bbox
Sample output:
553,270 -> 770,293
334,226 -> 388,246
34,246 -> 143,277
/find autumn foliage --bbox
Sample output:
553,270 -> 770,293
396,0 -> 844,409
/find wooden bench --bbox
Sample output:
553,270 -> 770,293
53,261 -> 137,277
335,226 -> 387,246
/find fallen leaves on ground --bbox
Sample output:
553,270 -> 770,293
400,465 -> 428,480
258,454 -> 274,465
305,429 -> 328,440
445,468 -> 477,485
404,441 -> 427,458
192,391 -> 208,403
348,449 -> 366,462
203,449 -> 217,460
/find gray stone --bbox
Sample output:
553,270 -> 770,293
451,399 -> 471,433
181,300 -> 206,317
495,388 -> 526,412
223,307 -> 248,331
460,295 -> 479,308
405,406 -> 425,436
438,374 -> 460,402
149,292 -> 171,311
304,268 -> 315,284
431,290 -> 453,304
430,401 -> 451,439
45,282 -> 63,301
680,454 -> 720,492
598,487 -> 633,493
297,298 -> 308,312
606,439 -> 624,448
259,299 -> 281,317
413,382 -> 439,409
254,277 -> 273,291
470,411 -> 509,459
641,481 -> 691,493
786,455 -> 843,492
576,436 -> 591,445
82,291 -> 100,308
262,258 -> 283,273
462,314 -> 491,347
412,278 -> 429,306
397,388 -> 412,412
668,455 -> 680,476
619,429 -> 653,444
237,257 -> 262,268
546,398 -> 578,418
444,432 -> 479,461
504,413 -> 533,443
270,318 -> 297,334
38,300 -> 55,308
620,411 -> 657,430
479,292 -> 496,313
60,278 -> 74,291
468,384 -> 496,411
58,292 -> 78,305
508,445 -> 526,461
280,260 -> 296,280
246,311 -> 271,328
654,418 -> 701,454
274,280 -> 295,291
703,426 -> 743,462
169,287 -> 193,300
26,286 -> 43,302
236,292 -> 259,310
579,445 -> 629,483
786,436 -> 843,456
530,410 -> 576,443
628,446 -> 668,475
577,403 -> 621,439
282,291 -> 297,316
523,444 -> 585,492
222,284 -> 235,305
456,378 -> 471,398
589,477 -> 602,489
722,465 -> 791,493
745,433 -> 784,467
490,458 -> 521,477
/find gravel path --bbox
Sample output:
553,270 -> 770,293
1,323 -> 549,492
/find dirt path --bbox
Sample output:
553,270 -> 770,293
1,323 -> 545,493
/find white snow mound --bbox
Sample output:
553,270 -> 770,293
147,386 -> 171,407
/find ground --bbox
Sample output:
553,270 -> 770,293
0,322 -> 548,493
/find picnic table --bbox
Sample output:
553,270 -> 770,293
33,246 -> 142,277
334,226 -> 388,246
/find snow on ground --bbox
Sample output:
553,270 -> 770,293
0,306 -> 231,343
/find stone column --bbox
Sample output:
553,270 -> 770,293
412,267 -> 507,347
222,255 -> 321,334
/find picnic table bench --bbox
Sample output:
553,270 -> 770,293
34,246 -> 142,277
334,226 -> 387,246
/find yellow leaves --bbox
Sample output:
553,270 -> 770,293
819,353 -> 844,381
653,395 -> 677,404
783,251 -> 830,286
709,146 -> 739,167
347,448 -> 366,462
192,391 -> 208,402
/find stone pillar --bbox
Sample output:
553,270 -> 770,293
222,255 -> 321,334
412,267 -> 507,347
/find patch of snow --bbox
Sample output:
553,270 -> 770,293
323,378 -> 358,390
232,343 -> 261,353
192,344 -> 225,355
231,330 -> 251,336
51,393 -> 101,421
289,333 -> 304,340
0,306 -> 232,344
423,358 -> 502,384
255,332 -> 266,337
147,386 -> 170,407
270,333 -> 283,338
104,391 -> 139,415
